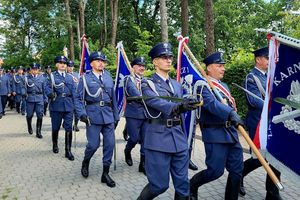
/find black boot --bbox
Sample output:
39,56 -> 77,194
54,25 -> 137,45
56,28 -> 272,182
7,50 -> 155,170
239,177 -> 246,196
137,184 -> 157,200
101,165 -> 116,188
36,118 -> 43,139
81,158 -> 90,178
225,175 -> 240,200
174,193 -> 189,200
124,149 -> 133,166
65,131 -> 74,161
43,102 -> 48,116
265,165 -> 282,200
190,171 -> 206,200
73,119 -> 80,132
16,102 -> 20,113
138,155 -> 146,175
26,117 -> 33,135
189,160 -> 198,171
123,127 -> 128,141
52,131 -> 59,153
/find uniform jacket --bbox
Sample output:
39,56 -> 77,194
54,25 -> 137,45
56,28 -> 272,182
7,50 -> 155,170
244,67 -> 266,130
25,74 -> 47,103
199,81 -> 238,143
46,71 -> 79,112
0,74 -> 11,95
141,73 -> 188,153
124,75 -> 146,119
76,70 -> 119,124
12,74 -> 26,95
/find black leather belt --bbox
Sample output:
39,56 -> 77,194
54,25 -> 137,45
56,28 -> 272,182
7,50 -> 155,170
86,101 -> 112,107
200,121 -> 232,128
148,118 -> 181,128
27,92 -> 42,95
57,93 -> 71,97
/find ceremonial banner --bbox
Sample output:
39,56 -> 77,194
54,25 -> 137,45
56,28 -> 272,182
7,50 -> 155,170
79,35 -> 92,75
115,42 -> 131,117
177,37 -> 205,146
257,33 -> 300,182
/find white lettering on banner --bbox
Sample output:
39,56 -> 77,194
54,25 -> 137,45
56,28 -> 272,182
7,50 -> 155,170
181,66 -> 189,74
274,62 -> 300,86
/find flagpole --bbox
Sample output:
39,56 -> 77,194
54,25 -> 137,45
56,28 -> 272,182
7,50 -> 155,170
181,39 -> 283,190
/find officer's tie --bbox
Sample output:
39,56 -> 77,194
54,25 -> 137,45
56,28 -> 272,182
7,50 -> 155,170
165,79 -> 174,93
99,75 -> 103,84
62,72 -> 65,78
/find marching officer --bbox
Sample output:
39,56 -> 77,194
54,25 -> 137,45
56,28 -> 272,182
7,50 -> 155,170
137,42 -> 199,200
190,52 -> 244,200
42,65 -> 51,116
77,52 -> 119,188
7,67 -> 16,110
25,63 -> 47,139
12,66 -> 26,115
0,67 -> 11,115
46,56 -> 80,161
124,57 -> 147,174
240,47 -> 282,200
66,60 -> 80,132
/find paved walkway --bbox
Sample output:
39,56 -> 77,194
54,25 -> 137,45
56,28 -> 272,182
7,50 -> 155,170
0,109 -> 299,200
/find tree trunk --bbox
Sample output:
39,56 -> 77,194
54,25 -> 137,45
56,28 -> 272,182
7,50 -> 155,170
181,0 -> 189,37
132,0 -> 140,25
65,0 -> 74,60
79,0 -> 86,36
104,0 -> 107,47
110,0 -> 119,47
77,15 -> 81,59
159,0 -> 168,42
204,0 -> 215,56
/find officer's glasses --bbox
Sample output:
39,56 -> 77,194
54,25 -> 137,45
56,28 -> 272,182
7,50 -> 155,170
159,55 -> 173,61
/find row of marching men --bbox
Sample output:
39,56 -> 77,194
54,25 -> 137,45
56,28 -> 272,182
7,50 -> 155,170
0,41 -> 282,200
0,62 -> 80,132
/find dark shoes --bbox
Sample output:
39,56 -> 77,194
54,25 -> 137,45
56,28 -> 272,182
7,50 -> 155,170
65,131 -> 74,161
189,160 -> 198,171
239,179 -> 246,196
81,159 -> 90,178
101,165 -> 115,188
138,155 -> 146,175
52,131 -> 59,153
26,117 -> 33,135
36,118 -> 43,139
123,128 -> 128,141
124,149 -> 133,166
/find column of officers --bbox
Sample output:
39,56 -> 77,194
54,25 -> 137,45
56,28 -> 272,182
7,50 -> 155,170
0,43 -> 282,200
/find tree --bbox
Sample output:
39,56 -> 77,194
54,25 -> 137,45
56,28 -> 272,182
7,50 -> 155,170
79,0 -> 86,36
65,0 -> 75,60
160,0 -> 168,42
181,0 -> 189,37
110,0 -> 119,47
204,0 -> 215,56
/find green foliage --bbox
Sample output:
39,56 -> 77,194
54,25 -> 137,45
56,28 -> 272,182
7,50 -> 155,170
223,49 -> 254,118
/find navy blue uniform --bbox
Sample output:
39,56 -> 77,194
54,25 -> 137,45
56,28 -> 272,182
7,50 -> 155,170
242,66 -> 282,199
25,73 -> 47,138
124,75 -> 146,167
140,73 -> 189,197
0,73 -> 11,115
190,80 -> 243,200
12,74 -> 26,114
47,71 -> 79,131
76,71 -> 119,166
46,70 -> 81,160
244,67 -> 266,139
25,74 -> 47,118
